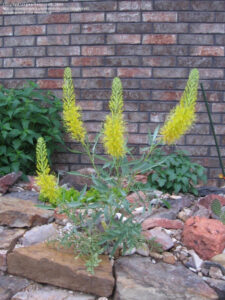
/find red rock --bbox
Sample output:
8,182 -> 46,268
126,191 -> 146,204
135,174 -> 148,184
142,218 -> 184,230
199,194 -> 225,209
182,216 -> 225,260
0,172 -> 22,194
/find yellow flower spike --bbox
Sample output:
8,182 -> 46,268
160,69 -> 199,145
36,137 -> 60,205
109,77 -> 124,114
103,113 -> 126,158
62,67 -> 86,144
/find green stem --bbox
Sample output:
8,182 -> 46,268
83,142 -> 100,178
200,83 -> 225,177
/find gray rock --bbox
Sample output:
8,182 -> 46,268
4,191 -> 39,204
203,277 -> 225,300
20,224 -> 58,246
0,227 -> 25,250
11,284 -> 95,300
114,255 -> 218,300
144,227 -> 174,251
0,274 -> 31,300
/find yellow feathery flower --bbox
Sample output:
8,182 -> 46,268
103,113 -> 126,158
109,77 -> 124,114
160,69 -> 199,145
62,67 -> 86,144
36,137 -> 60,205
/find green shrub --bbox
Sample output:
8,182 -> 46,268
147,150 -> 207,195
211,199 -> 225,224
0,81 -> 63,177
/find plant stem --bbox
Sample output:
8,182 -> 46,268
200,83 -> 225,177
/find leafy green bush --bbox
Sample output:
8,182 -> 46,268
147,150 -> 206,195
0,81 -> 63,176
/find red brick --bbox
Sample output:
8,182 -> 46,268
212,103 -> 225,113
15,25 -> 46,36
191,1 -> 225,11
38,13 -> 70,24
37,79 -> 62,89
82,1 -> 117,11
76,79 -> 105,89
71,34 -> 104,45
153,68 -> 188,78
48,2 -> 81,13
152,45 -> 187,55
81,90 -> 110,100
37,35 -> 69,46
82,68 -> 115,78
4,58 -> 34,67
177,57 -> 212,67
199,69 -> 224,79
0,27 -> 13,36
119,1 -> 153,10
82,111 -> 107,121
47,46 -> 80,56
71,57 -> 104,67
155,0 -> 189,10
36,57 -> 68,67
107,34 -> 140,44
71,12 -> 104,23
15,47 -> 45,57
143,34 -> 176,44
178,34 -> 213,45
14,4 -> 47,15
186,135 -> 215,146
78,101 -> 103,111
191,46 -> 224,56
85,122 -> 102,132
152,91 -> 182,101
47,24 -> 80,35
0,69 -> 13,78
106,12 -> 140,22
48,68 -> 80,78
53,153 -> 79,164
118,68 -> 151,78
0,48 -> 13,57
126,112 -> 148,122
4,15 -> 36,25
143,12 -> 177,22
179,12 -> 214,22
117,23 -> 152,34
142,56 -> 176,66
82,46 -> 114,56
4,37 -> 35,47
153,23 -> 188,33
128,134 -> 148,144
117,45 -> 151,55
82,23 -> 115,34
105,56 -> 140,67
15,68 -> 45,78
190,24 -> 225,34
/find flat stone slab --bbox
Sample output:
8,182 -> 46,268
114,255 -> 218,300
0,227 -> 25,250
7,242 -> 114,297
0,274 -> 31,300
12,283 -> 95,300
0,196 -> 54,228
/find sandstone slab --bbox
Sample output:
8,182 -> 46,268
142,218 -> 183,230
182,217 -> 225,260
0,172 -> 22,194
0,227 -> 25,250
114,255 -> 218,300
7,242 -> 114,297
0,197 -> 54,228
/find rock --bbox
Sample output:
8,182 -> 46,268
0,197 -> 54,228
178,207 -> 193,222
7,242 -> 114,297
126,191 -> 146,204
150,207 -> 177,220
0,227 -> 25,250
114,255 -> 218,300
209,267 -> 224,280
20,224 -> 58,246
192,204 -> 211,218
162,252 -> 176,265
0,250 -> 7,272
203,277 -> 225,300
182,217 -> 225,260
199,194 -> 225,210
168,194 -> 196,212
134,174 -> 147,184
136,244 -> 150,257
60,168 -> 96,190
211,254 -> 225,268
0,172 -> 22,195
149,251 -> 163,260
188,249 -> 203,270
0,274 -> 30,300
198,187 -> 225,197
11,284 -> 95,300
142,218 -> 183,230
202,261 -> 225,276
4,191 -> 40,204
143,227 -> 174,251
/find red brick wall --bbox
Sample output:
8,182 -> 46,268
1,0 -> 225,186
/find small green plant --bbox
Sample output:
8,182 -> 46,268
0,81 -> 63,176
147,150 -> 206,195
211,199 -> 225,224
